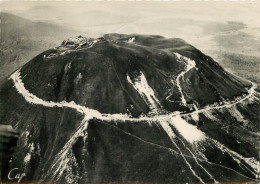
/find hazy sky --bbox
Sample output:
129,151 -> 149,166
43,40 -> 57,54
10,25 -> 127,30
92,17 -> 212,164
1,1 -> 260,55
2,1 -> 260,28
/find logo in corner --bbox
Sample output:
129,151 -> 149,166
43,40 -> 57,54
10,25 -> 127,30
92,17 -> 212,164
8,168 -> 26,183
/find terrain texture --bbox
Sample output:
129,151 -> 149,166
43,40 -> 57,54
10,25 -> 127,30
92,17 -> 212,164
0,34 -> 260,184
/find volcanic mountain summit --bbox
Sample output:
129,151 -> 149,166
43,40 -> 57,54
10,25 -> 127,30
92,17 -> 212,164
0,34 -> 259,183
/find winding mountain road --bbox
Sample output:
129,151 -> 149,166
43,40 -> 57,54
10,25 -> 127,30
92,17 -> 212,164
9,54 -> 259,183
11,66 -> 257,121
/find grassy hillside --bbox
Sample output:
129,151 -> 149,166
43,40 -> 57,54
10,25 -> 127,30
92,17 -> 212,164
208,51 -> 260,92
0,12 -> 83,83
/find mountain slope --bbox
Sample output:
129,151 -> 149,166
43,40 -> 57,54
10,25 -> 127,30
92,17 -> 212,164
0,34 -> 259,183
19,33 -> 251,116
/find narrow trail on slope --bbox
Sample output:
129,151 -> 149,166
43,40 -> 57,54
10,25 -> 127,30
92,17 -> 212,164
174,53 -> 196,106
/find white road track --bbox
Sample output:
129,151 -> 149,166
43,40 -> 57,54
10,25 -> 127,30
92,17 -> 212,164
174,53 -> 196,106
9,55 -> 259,182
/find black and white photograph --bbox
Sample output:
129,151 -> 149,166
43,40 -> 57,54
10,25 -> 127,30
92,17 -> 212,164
0,1 -> 260,183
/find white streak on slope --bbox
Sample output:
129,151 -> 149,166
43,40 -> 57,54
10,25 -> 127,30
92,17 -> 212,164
88,39 -> 98,48
127,37 -> 135,43
24,143 -> 35,166
127,72 -> 161,112
170,115 -> 205,143
158,120 -> 205,184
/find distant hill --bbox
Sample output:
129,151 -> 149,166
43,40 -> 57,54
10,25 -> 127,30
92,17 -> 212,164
0,12 -> 84,83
